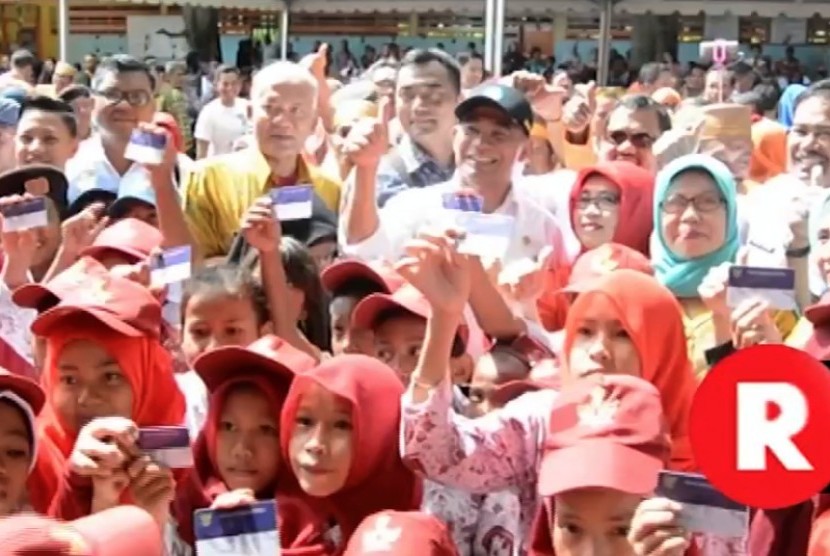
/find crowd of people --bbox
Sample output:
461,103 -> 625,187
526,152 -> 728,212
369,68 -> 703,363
0,35 -> 828,555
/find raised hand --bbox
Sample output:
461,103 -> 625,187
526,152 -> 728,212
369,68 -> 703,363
343,95 -> 393,169
240,196 -> 281,254
628,497 -> 691,556
128,456 -> 176,529
61,202 -> 108,256
563,81 -> 597,134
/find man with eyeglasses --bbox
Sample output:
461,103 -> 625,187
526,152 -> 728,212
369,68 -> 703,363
599,95 -> 672,173
65,55 -> 159,204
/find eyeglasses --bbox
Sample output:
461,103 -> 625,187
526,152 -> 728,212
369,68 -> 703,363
660,194 -> 725,214
576,192 -> 620,211
94,88 -> 153,107
607,130 -> 655,149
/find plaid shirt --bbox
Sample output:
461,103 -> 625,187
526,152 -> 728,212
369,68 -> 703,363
375,135 -> 454,207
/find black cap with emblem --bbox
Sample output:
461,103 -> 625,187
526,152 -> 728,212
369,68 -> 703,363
455,83 -> 534,136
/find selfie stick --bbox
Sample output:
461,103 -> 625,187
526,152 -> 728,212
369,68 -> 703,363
712,40 -> 728,103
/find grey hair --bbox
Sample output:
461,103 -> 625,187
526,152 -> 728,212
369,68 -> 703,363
250,61 -> 318,108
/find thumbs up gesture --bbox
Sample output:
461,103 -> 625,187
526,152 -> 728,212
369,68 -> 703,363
563,81 -> 597,134
343,95 -> 393,169
504,71 -> 566,122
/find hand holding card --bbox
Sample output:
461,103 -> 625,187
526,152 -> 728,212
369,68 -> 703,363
727,265 -> 796,311
271,185 -> 313,221
138,426 -> 192,469
125,128 -> 168,166
0,196 -> 48,233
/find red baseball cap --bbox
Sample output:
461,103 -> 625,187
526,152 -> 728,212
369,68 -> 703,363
561,243 -> 653,294
343,510 -> 459,556
193,334 -> 317,393
80,218 -> 163,264
804,292 -> 830,329
321,258 -> 406,295
31,273 -> 162,339
0,368 -> 45,416
12,256 -> 110,312
0,505 -> 163,555
537,374 -> 670,497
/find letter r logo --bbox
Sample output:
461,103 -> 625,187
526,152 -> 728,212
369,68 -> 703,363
690,345 -> 830,509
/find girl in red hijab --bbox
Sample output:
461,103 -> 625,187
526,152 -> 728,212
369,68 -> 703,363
26,272 -> 185,516
281,354 -> 422,552
173,335 -> 326,554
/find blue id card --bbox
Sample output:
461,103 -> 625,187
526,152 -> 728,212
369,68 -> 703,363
124,130 -> 166,165
726,265 -> 796,311
454,212 -> 515,259
138,426 -> 192,469
655,471 -> 749,538
271,185 -> 313,221
194,500 -> 279,556
0,197 -> 48,232
442,192 -> 483,213
151,246 -> 192,286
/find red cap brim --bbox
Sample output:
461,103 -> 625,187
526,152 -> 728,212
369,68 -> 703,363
73,505 -> 163,555
537,441 -> 662,497
11,282 -> 59,311
194,346 -> 296,393
351,291 -> 432,330
32,306 -> 143,338
0,373 -> 45,415
80,245 -> 147,265
321,260 -> 392,295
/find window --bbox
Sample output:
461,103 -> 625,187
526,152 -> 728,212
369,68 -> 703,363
738,16 -> 770,44
678,14 -> 705,43
807,15 -> 829,45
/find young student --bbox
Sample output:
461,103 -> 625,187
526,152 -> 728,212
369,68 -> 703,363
173,335 -> 325,554
23,268 -> 185,516
343,510 -> 460,556
281,354 -> 422,550
320,258 -> 405,356
79,217 -> 163,269
107,181 -> 159,227
528,374 -> 692,556
0,368 -> 45,516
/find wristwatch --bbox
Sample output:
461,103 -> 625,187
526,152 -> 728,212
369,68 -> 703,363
786,245 -> 811,258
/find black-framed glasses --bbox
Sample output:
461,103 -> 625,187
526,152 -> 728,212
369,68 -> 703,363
660,194 -> 725,214
94,88 -> 153,107
576,192 -> 621,211
608,130 -> 655,149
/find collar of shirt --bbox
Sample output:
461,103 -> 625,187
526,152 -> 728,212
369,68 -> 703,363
398,134 -> 453,174
246,146 -> 325,192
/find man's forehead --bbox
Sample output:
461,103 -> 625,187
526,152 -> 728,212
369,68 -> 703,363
607,106 -> 658,130
461,106 -> 515,129
257,78 -> 316,98
99,71 -> 151,90
794,95 -> 830,121
398,62 -> 451,86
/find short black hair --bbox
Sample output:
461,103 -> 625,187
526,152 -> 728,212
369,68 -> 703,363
374,306 -> 466,358
58,84 -> 91,104
733,90 -> 763,115
400,48 -> 461,94
752,81 -> 782,114
19,95 -> 78,137
794,78 -> 830,112
91,54 -> 155,91
10,49 -> 35,70
331,278 -> 386,302
215,64 -> 241,78
617,94 -> 672,133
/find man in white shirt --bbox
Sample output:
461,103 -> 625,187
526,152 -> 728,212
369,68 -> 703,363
339,83 -> 566,266
193,65 -> 250,159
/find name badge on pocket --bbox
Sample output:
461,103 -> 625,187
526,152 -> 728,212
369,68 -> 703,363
0,197 -> 48,232
194,501 -> 279,556
656,470 -> 749,538
151,246 -> 192,286
138,426 -> 192,469
271,185 -> 313,221
727,265 -> 796,311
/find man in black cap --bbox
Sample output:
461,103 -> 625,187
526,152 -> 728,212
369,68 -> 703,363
340,81 -> 562,266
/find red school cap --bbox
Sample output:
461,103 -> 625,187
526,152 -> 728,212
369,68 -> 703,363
193,334 -> 317,393
80,217 -> 163,264
561,243 -> 653,294
30,271 -> 162,339
12,256 -> 110,312
0,505 -> 163,555
0,367 -> 45,416
342,510 -> 459,556
537,374 -> 670,497
321,258 -> 406,295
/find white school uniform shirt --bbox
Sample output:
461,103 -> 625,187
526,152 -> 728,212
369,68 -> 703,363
338,174 -> 567,266
193,97 -> 250,158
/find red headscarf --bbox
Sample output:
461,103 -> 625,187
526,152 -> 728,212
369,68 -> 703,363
280,354 -> 422,549
561,270 -> 697,471
568,161 -> 654,255
175,374 -> 326,553
28,321 -> 185,513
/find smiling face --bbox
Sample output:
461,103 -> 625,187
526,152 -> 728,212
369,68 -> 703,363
288,382 -> 354,498
396,61 -> 458,147
15,109 -> 79,169
573,175 -> 621,250
454,106 -> 527,191
659,169 -> 728,259
215,384 -> 280,493
788,94 -> 830,187
0,400 -> 32,516
51,338 -> 133,433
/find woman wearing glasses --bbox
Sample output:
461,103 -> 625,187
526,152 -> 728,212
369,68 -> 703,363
651,154 -> 796,378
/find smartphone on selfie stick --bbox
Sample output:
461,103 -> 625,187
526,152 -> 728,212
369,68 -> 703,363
699,40 -> 740,103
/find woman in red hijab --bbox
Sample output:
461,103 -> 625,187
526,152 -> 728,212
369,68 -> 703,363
25,271 -> 185,516
173,335 -> 327,553
281,354 -> 422,552
538,161 -> 654,330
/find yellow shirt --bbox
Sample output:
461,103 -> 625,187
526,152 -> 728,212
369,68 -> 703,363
182,147 -> 342,258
